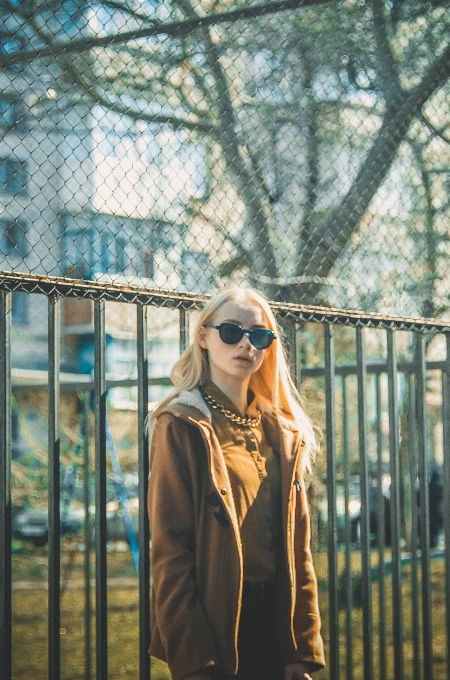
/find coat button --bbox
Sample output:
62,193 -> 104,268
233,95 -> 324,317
246,430 -> 252,437
220,488 -> 227,495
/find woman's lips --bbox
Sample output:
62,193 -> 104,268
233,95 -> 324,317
234,354 -> 252,362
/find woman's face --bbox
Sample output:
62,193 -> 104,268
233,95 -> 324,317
198,298 -> 269,388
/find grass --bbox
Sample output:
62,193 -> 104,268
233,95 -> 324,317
13,586 -> 171,680
12,540 -> 170,680
11,540 -> 450,679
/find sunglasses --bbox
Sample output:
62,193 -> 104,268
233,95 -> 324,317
203,322 -> 276,350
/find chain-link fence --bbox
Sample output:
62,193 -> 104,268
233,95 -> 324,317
1,0 -> 450,317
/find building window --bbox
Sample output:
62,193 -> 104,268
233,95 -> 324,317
98,232 -> 127,274
0,218 -> 29,257
0,158 -> 27,196
141,246 -> 154,280
0,96 -> 27,133
181,250 -> 211,293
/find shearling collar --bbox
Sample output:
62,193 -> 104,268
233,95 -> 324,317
168,388 -> 212,421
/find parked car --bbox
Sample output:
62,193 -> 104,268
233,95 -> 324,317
12,505 -> 83,547
336,466 -> 445,549
336,475 -> 391,546
104,497 -> 139,543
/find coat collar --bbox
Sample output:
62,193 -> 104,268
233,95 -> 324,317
166,387 -> 299,432
164,388 -> 302,469
167,388 -> 212,421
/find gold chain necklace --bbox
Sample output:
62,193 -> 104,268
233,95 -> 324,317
199,386 -> 261,427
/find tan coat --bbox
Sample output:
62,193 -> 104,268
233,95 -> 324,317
148,389 -> 325,680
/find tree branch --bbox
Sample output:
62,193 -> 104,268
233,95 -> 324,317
0,0 -> 334,68
97,0 -> 158,25
59,49 -> 219,133
175,0 -> 279,278
420,114 -> 450,146
408,139 -> 438,318
296,44 -> 319,259
295,39 -> 450,301
370,0 -> 403,104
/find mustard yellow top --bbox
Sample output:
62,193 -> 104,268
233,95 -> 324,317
204,381 -> 282,583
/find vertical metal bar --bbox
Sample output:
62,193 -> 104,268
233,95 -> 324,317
83,394 -> 92,680
94,300 -> 108,680
375,373 -> 387,680
0,290 -> 12,680
137,304 -> 150,680
289,318 -> 298,386
342,376 -> 353,680
443,334 -> 450,680
356,328 -> 373,680
48,295 -> 61,680
295,320 -> 303,387
387,330 -> 404,680
179,308 -> 188,354
283,318 -> 301,386
324,324 -> 339,680
407,372 -> 420,680
416,333 -> 433,679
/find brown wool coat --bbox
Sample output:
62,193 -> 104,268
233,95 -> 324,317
148,389 -> 325,680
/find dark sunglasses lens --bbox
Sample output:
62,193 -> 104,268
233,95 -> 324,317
250,329 -> 273,349
218,323 -> 244,345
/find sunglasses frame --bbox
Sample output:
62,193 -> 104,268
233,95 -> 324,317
203,322 -> 276,350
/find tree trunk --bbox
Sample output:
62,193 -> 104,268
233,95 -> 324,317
292,42 -> 450,305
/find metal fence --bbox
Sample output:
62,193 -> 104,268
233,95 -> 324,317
2,271 -> 450,680
1,0 -> 450,318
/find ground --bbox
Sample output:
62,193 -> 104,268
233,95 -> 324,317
11,539 -> 449,679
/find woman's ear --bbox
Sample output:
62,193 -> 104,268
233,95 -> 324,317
197,325 -> 208,350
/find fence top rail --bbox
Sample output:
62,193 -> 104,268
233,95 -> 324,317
2,270 -> 450,333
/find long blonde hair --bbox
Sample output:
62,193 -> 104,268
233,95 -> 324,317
151,287 -> 317,471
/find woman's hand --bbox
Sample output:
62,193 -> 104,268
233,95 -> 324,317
284,662 -> 313,680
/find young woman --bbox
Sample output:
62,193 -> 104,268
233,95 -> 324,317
148,288 -> 325,680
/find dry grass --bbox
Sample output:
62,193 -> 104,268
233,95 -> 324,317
12,542 -> 170,680
313,548 -> 449,680
13,585 -> 171,680
11,543 -> 449,679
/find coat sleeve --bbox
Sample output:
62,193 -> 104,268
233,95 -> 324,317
148,413 -> 219,680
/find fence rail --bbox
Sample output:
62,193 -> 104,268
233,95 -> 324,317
2,272 -> 450,680
2,271 -> 450,332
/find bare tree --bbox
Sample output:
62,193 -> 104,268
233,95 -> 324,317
1,0 -> 450,311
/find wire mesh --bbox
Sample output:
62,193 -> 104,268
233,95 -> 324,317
1,0 -> 450,318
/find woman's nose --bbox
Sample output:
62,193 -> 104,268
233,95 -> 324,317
237,332 -> 252,348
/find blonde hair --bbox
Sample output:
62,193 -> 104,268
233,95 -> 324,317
151,287 -> 317,472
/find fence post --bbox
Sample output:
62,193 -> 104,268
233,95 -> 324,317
416,333 -> 433,679
324,323 -> 339,680
342,375 -> 353,680
137,304 -> 151,680
48,294 -> 61,680
0,290 -> 12,680
356,327 -> 373,680
387,329 -> 404,680
94,300 -> 108,680
406,371 -> 420,680
83,394 -> 92,680
179,308 -> 189,354
374,373 -> 387,680
444,335 -> 450,678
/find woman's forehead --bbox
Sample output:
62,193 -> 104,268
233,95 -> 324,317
214,299 -> 266,324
